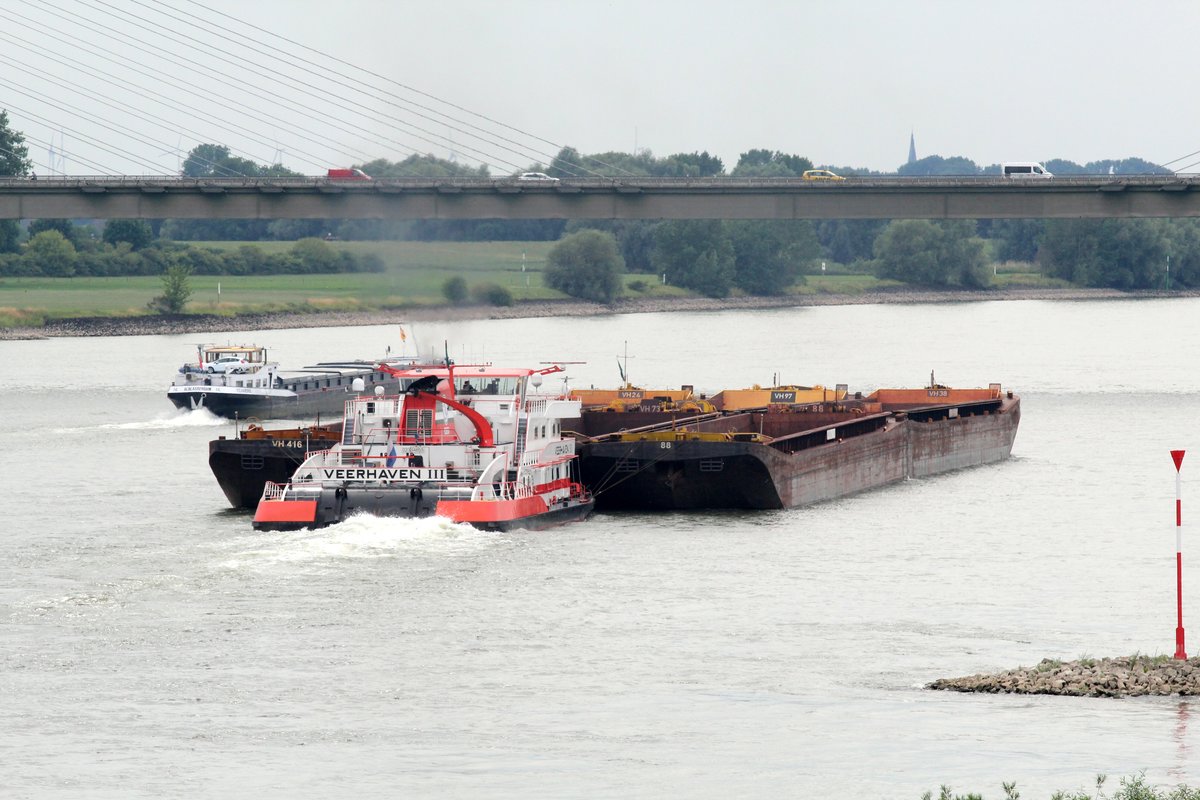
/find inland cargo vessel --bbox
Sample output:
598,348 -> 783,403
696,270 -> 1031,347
168,343 -> 417,419
578,382 -> 1020,510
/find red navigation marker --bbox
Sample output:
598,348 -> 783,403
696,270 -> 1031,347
1172,450 -> 1188,660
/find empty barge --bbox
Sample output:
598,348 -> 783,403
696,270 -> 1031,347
577,384 -> 1020,511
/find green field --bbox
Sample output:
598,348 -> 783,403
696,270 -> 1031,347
0,239 -> 963,329
0,241 -> 691,327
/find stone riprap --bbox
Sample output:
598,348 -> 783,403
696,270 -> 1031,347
929,656 -> 1200,698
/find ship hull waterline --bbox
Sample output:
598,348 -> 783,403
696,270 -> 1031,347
170,387 -> 367,420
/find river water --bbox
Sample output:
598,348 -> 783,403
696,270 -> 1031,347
3,298 -> 1200,798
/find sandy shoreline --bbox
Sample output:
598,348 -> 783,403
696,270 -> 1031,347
1,287 -> 1191,340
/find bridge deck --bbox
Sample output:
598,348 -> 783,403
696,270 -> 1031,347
2,175 -> 1198,220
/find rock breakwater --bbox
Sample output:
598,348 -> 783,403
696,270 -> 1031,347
929,655 -> 1200,698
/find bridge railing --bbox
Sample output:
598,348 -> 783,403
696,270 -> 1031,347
2,174 -> 1198,190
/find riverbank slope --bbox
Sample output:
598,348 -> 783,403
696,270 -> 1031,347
2,286 -> 1194,340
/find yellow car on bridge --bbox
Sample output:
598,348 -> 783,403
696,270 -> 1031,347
802,169 -> 845,181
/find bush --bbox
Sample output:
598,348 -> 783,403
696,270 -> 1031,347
651,220 -> 735,298
147,262 -> 193,314
471,282 -> 513,306
103,219 -> 154,250
0,251 -> 30,276
23,230 -> 77,276
545,229 -> 624,303
291,237 -> 340,273
442,275 -> 468,303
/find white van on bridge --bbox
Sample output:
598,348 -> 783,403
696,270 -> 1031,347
1002,162 -> 1053,178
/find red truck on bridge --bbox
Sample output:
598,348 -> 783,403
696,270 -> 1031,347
326,168 -> 371,180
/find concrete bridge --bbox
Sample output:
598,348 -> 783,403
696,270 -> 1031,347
2,174 -> 1199,221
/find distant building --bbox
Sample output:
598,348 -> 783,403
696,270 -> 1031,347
908,132 -> 917,165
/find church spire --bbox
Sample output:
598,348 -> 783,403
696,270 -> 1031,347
907,131 -> 917,164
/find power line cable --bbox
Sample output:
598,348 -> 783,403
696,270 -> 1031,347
0,10 -> 384,173
0,88 -> 189,175
24,1 -> 422,169
4,136 -> 112,176
178,0 -> 634,177
0,31 -> 350,174
13,0 -> 633,178
120,0 -> 589,177
0,142 -> 52,175
6,4 -> 410,175
41,0 -> 529,175
0,50 -> 296,177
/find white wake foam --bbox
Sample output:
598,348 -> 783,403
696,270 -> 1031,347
106,407 -> 229,430
219,513 -> 501,569
51,407 -> 229,434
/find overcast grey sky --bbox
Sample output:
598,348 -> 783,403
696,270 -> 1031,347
5,0 -> 1200,175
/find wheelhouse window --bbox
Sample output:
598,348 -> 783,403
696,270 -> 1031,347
455,376 -> 520,396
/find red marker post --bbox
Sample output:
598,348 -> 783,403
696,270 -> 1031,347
1172,449 -> 1188,660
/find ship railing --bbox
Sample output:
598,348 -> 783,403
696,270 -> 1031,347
392,423 -> 466,445
295,447 -> 469,477
300,448 -> 337,464
289,449 -> 338,480
301,448 -> 408,471
470,480 -> 536,502
262,481 -> 287,501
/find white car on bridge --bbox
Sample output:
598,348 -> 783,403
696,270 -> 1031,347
517,172 -> 559,183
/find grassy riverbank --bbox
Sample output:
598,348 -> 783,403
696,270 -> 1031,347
0,239 -> 971,328
0,239 -> 1183,336
922,773 -> 1200,800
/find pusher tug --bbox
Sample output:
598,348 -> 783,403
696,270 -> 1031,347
252,363 -> 594,531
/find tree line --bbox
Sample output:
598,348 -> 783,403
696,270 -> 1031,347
0,218 -> 384,279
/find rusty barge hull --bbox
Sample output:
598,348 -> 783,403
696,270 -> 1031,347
579,395 -> 1021,511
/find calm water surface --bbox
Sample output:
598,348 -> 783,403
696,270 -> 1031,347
3,298 -> 1200,798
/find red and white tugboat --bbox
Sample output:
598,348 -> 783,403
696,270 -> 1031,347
252,364 -> 594,532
